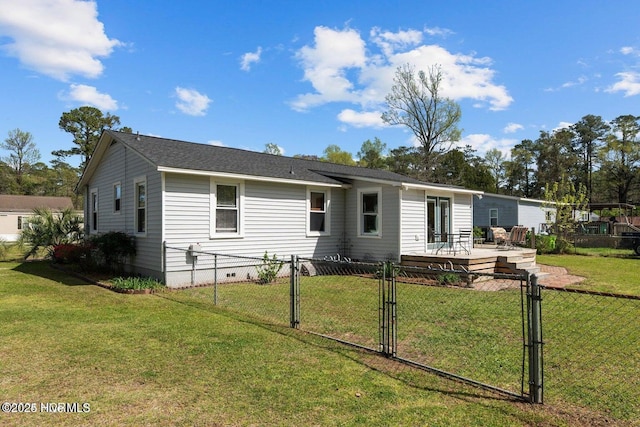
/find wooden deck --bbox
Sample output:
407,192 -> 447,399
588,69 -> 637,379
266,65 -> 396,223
401,245 -> 539,278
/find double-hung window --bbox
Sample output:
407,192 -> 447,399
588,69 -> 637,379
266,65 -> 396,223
114,183 -> 121,213
216,184 -> 238,233
134,177 -> 146,234
211,180 -> 243,238
489,208 -> 498,226
307,188 -> 330,236
358,188 -> 382,237
90,188 -> 98,233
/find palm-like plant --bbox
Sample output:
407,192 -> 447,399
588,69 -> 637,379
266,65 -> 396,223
18,207 -> 83,259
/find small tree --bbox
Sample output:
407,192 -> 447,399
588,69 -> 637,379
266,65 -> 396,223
19,207 -> 83,259
543,174 -> 588,253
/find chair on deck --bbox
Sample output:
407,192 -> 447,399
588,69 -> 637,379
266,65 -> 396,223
491,226 -> 528,250
455,229 -> 472,254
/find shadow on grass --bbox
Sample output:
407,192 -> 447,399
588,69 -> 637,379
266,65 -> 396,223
12,261 -> 96,287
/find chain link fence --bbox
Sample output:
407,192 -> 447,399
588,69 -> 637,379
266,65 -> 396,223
541,287 -> 640,422
163,245 -> 293,327
159,246 -> 638,419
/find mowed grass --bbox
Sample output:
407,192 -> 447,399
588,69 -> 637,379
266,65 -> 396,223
1,261 -> 637,426
537,253 -> 640,295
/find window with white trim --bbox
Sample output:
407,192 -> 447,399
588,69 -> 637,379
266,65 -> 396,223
307,188 -> 330,235
90,188 -> 98,233
134,177 -> 146,234
358,188 -> 382,237
489,208 -> 498,226
211,180 -> 244,238
114,182 -> 121,213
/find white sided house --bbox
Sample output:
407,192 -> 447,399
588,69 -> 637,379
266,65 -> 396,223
0,195 -> 75,242
77,131 -> 480,287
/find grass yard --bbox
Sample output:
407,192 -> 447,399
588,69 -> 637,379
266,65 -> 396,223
537,253 -> 640,295
1,261 -> 637,426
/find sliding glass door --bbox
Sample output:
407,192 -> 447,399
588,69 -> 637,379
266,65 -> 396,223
427,196 -> 451,248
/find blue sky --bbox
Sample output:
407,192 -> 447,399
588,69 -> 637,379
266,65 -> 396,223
1,0 -> 639,168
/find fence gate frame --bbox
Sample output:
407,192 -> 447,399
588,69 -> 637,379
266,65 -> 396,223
379,262 -> 397,357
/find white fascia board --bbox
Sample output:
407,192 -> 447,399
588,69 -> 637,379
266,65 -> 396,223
401,183 -> 483,195
157,166 -> 346,188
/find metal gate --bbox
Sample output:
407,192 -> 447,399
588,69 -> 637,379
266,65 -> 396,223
293,258 -> 542,402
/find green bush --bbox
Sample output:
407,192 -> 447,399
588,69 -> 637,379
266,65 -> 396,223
437,272 -> 460,285
89,232 -> 136,272
536,235 -> 556,254
110,276 -> 163,291
256,251 -> 284,284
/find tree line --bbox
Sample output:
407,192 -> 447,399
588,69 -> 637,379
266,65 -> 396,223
2,65 -> 639,209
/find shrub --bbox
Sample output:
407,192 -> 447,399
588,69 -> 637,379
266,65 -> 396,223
89,232 -> 136,272
256,251 -> 284,284
51,243 -> 89,264
437,272 -> 460,285
536,235 -> 556,254
110,276 -> 164,291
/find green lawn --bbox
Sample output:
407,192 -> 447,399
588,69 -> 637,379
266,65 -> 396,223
537,253 -> 640,295
1,261 -> 637,426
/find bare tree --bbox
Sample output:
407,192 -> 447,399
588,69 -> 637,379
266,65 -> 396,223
1,128 -> 41,188
382,64 -> 461,180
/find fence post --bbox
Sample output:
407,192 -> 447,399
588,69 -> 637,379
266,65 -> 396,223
289,255 -> 300,329
390,261 -> 397,358
528,273 -> 544,403
379,261 -> 397,357
191,250 -> 196,287
213,254 -> 218,305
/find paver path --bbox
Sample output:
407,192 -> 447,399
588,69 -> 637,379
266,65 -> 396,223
472,264 -> 585,291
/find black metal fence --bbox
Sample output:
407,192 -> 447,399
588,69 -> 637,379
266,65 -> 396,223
161,245 -> 638,419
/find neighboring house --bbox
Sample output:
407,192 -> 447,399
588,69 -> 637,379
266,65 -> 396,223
0,195 -> 75,242
76,131 -> 481,287
474,193 -> 556,239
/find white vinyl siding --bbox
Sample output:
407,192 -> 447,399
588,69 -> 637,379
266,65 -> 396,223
453,193 -> 473,234
163,176 -> 345,282
401,188 -> 427,254
347,182 -> 400,262
82,141 -> 162,277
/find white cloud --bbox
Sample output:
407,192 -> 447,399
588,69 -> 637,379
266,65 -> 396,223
423,26 -> 455,38
240,46 -> 262,71
63,84 -> 118,110
291,25 -> 513,125
620,46 -> 638,56
337,109 -> 385,128
0,0 -> 121,80
174,87 -> 212,116
207,140 -> 225,146
291,26 -> 368,111
606,71 -> 640,97
459,133 -> 516,157
503,122 -> 523,134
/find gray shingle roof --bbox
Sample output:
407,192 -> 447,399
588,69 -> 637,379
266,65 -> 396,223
103,130 -> 463,189
0,195 -> 74,212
